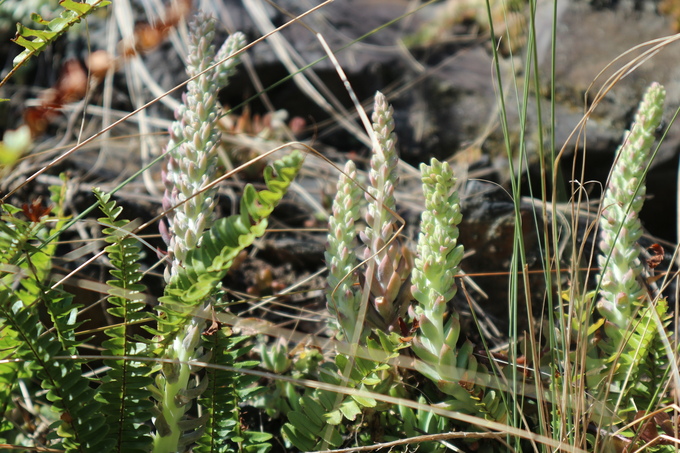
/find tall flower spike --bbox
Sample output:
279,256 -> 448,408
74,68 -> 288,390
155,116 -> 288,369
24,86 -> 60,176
162,14 -> 245,281
409,160 -> 502,418
410,160 -> 466,382
325,160 -> 364,342
411,158 -> 464,354
597,82 -> 665,328
360,91 -> 411,331
153,14 -> 246,452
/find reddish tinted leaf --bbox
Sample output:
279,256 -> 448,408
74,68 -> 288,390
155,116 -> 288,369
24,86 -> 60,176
53,59 -> 87,104
22,198 -> 52,222
397,316 -> 409,337
203,319 -> 221,336
654,411 -> 675,437
411,317 -> 419,333
60,411 -> 73,424
24,106 -> 58,136
647,243 -> 664,269
633,410 -> 660,443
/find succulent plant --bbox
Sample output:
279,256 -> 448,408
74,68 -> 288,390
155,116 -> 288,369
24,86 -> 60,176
597,82 -> 665,328
325,160 -> 365,342
360,91 -> 412,332
410,158 -> 464,367
161,14 -> 245,281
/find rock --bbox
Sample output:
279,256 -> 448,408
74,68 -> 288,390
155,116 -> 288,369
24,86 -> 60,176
530,0 -> 680,240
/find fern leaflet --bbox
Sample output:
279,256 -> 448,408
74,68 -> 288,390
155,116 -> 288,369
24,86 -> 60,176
195,325 -> 271,453
93,188 -> 154,453
0,289 -> 112,452
11,0 -> 111,67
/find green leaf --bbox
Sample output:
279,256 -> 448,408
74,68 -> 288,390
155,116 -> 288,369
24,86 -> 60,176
10,0 -> 111,68
1,292 -> 113,452
244,431 -> 272,443
288,410 -> 322,436
324,428 -> 344,448
0,125 -> 31,166
300,395 -> 326,424
362,376 -> 381,386
352,393 -> 376,408
339,400 -> 362,421
282,424 -> 316,452
93,188 -> 154,451
325,409 -> 343,425
317,389 -> 339,412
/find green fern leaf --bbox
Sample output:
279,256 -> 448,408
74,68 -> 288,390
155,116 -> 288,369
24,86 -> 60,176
92,188 -> 154,452
282,399 -> 344,451
11,0 -> 111,67
281,423 -> 317,452
195,327 -> 271,453
0,330 -> 24,435
0,178 -> 70,437
0,290 -> 113,452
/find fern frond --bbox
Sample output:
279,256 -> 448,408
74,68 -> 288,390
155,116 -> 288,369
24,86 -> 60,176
30,183 -> 79,352
282,390 -> 344,452
0,289 -> 112,452
10,0 -> 111,68
591,298 -> 673,419
629,299 -> 673,402
42,286 -> 84,352
0,178 -> 70,435
93,188 -> 154,453
0,326 -> 24,436
283,333 -> 408,450
195,326 -> 271,453
0,176 -> 69,311
0,206 -> 46,290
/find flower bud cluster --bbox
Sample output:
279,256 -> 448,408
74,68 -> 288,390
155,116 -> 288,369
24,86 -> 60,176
360,92 -> 411,331
411,159 -> 464,364
597,82 -> 665,327
161,14 -> 245,280
325,161 -> 365,341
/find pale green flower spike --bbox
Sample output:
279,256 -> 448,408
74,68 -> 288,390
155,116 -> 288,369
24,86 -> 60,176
597,82 -> 665,328
162,14 -> 245,280
410,159 -> 467,386
411,158 -> 464,360
154,14 -> 245,452
325,160 -> 364,341
361,91 -> 411,331
410,160 -> 501,418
